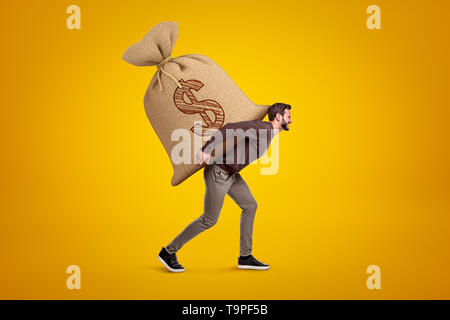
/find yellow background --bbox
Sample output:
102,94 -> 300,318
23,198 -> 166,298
1,0 -> 449,299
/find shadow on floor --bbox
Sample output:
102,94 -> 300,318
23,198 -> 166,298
142,265 -> 245,274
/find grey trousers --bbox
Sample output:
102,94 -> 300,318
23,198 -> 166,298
165,164 -> 258,256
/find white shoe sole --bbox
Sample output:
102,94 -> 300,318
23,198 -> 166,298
158,256 -> 185,273
238,265 -> 270,270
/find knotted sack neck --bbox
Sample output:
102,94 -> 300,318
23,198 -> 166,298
156,56 -> 182,91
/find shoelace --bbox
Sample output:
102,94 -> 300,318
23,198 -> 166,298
249,256 -> 265,266
168,254 -> 180,266
249,256 -> 259,264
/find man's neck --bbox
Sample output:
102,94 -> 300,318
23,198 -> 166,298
269,120 -> 282,133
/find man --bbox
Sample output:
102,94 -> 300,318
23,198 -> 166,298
158,103 -> 292,272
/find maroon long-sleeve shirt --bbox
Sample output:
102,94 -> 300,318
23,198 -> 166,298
201,119 -> 275,174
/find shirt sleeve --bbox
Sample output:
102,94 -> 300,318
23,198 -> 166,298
201,121 -> 256,154
201,123 -> 232,154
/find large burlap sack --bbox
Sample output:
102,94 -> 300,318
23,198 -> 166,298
122,21 -> 269,186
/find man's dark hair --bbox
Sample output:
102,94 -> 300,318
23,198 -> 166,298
268,103 -> 292,121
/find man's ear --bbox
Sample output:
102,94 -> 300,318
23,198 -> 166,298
276,113 -> 282,121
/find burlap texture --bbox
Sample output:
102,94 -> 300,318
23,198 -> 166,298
123,21 -> 269,186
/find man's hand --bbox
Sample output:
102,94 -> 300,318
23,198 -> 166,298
195,151 -> 211,167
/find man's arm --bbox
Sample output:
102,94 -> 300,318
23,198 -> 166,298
201,123 -> 233,155
195,123 -> 230,167
196,120 -> 260,166
201,120 -> 259,154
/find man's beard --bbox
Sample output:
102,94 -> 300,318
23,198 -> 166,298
281,118 -> 289,131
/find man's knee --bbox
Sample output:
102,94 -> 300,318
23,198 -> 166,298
200,213 -> 218,228
245,200 -> 258,213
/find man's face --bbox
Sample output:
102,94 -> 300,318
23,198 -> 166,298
280,109 -> 292,131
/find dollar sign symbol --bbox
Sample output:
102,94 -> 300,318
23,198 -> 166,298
173,79 -> 225,136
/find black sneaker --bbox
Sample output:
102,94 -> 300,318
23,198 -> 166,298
158,247 -> 185,272
238,254 -> 269,270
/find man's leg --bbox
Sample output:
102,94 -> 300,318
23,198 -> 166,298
165,165 -> 233,254
227,173 -> 258,257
